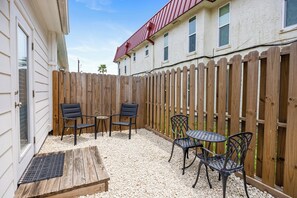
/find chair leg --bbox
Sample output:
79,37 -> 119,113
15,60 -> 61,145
109,118 -> 112,137
95,118 -> 97,139
193,161 -> 203,188
74,127 -> 77,146
61,127 -> 65,140
205,165 -> 212,188
242,169 -> 250,198
182,149 -> 187,175
128,124 -> 131,139
222,175 -> 228,198
135,122 -> 137,133
120,125 -> 122,133
168,142 -> 176,162
79,128 -> 82,136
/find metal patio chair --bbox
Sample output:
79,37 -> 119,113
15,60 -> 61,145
60,103 -> 97,145
109,103 -> 138,139
193,132 -> 253,198
168,114 -> 203,175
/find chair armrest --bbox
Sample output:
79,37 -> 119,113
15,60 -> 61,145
110,114 -> 120,118
128,115 -> 137,118
82,115 -> 97,118
200,147 -> 219,160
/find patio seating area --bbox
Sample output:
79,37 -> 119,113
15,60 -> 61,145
39,129 -> 273,198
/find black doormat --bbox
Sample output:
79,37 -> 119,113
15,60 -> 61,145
18,152 -> 65,184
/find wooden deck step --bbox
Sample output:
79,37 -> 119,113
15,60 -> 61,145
14,146 -> 110,198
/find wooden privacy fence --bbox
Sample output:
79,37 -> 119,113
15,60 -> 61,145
52,72 -> 146,136
145,42 -> 297,198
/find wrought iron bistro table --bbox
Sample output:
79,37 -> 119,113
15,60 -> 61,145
186,130 -> 226,146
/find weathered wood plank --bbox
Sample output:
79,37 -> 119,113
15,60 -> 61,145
262,47 -> 280,187
82,147 -> 98,183
229,55 -> 242,135
59,150 -> 73,190
189,64 -> 195,129
283,42 -> 297,197
160,72 -> 165,134
197,63 -> 205,130
182,66 -> 188,115
245,51 -> 259,177
73,148 -> 86,187
176,68 -> 181,114
206,60 -> 215,132
52,71 -> 59,135
58,72 -> 65,136
170,68 -> 176,119
154,73 -> 157,129
156,73 -> 161,131
216,58 -> 227,154
89,146 -> 110,181
150,75 -> 153,128
165,70 -> 171,137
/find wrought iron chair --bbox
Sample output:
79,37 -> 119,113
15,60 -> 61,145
60,103 -> 97,145
109,103 -> 138,139
168,114 -> 203,175
193,132 -> 253,198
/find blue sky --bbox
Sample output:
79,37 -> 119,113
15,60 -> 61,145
66,0 -> 169,74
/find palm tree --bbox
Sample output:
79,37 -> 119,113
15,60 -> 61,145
98,64 -> 107,74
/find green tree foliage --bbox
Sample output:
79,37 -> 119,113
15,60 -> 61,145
98,64 -> 107,74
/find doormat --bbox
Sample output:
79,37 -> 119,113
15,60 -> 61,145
18,152 -> 65,184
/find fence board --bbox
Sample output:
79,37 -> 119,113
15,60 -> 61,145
86,74 -> 93,133
245,51 -> 259,177
156,73 -> 161,131
206,61 -> 215,132
197,63 -> 204,130
284,43 -> 297,197
276,52 -> 289,187
153,74 -> 157,129
216,58 -> 227,154
176,68 -> 181,114
52,71 -> 59,136
170,69 -> 175,119
150,75 -> 153,128
189,64 -> 195,129
166,70 -> 170,137
146,76 -> 149,126
229,55 -> 242,135
58,72 -> 64,136
182,66 -> 187,115
262,47 -> 280,187
160,72 -> 165,134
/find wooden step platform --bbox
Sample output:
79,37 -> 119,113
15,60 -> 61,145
15,146 -> 110,198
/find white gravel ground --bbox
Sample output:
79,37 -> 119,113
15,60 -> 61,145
39,129 -> 274,198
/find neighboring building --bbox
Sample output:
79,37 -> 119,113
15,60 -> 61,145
0,0 -> 69,197
114,0 -> 297,76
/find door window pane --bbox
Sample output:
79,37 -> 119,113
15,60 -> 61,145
164,33 -> 168,61
18,27 -> 29,151
219,24 -> 229,47
219,4 -> 230,47
189,34 -> 196,52
189,16 -> 196,52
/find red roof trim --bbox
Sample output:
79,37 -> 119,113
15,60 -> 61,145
113,0 -> 204,62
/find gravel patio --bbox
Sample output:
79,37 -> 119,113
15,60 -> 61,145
39,129 -> 274,198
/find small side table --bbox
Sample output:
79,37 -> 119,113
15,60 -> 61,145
96,116 -> 109,136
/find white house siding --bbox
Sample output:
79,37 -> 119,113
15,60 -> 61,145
118,0 -> 297,75
0,0 -> 15,197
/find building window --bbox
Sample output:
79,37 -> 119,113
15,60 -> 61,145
145,45 -> 149,56
219,3 -> 230,47
284,0 -> 297,27
164,33 -> 169,61
189,16 -> 196,53
133,53 -> 136,61
118,68 -> 120,75
124,65 -> 127,74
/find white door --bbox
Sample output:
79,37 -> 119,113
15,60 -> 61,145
15,18 -> 35,180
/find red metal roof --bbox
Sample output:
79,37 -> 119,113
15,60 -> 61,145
114,0 -> 204,62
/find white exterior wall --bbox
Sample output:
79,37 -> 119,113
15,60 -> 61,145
0,0 -> 61,196
118,0 -> 297,75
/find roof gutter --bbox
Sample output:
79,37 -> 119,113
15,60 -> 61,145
57,0 -> 70,34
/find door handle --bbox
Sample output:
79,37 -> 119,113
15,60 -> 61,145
15,102 -> 22,108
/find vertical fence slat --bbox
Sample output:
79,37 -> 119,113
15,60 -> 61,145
171,69 -> 175,119
146,76 -> 149,126
166,70 -> 170,137
160,72 -> 165,134
52,71 -> 59,135
150,75 -> 153,128
206,60 -> 215,132
182,66 -> 187,115
217,58 -> 227,154
245,51 -> 259,177
262,47 -> 280,187
189,64 -> 195,129
176,68 -> 181,114
154,73 -> 157,129
197,63 -> 205,130
58,72 -> 64,136
284,43 -> 297,197
86,73 -> 92,133
156,73 -> 161,131
229,55 -> 242,135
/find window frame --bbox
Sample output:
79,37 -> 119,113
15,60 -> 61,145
133,52 -> 136,62
188,16 -> 196,53
164,33 -> 169,61
218,3 -> 230,48
282,0 -> 297,29
145,45 -> 149,57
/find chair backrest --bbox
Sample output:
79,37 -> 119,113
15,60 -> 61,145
170,114 -> 188,139
120,103 -> 138,117
224,132 -> 253,171
60,103 -> 82,119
